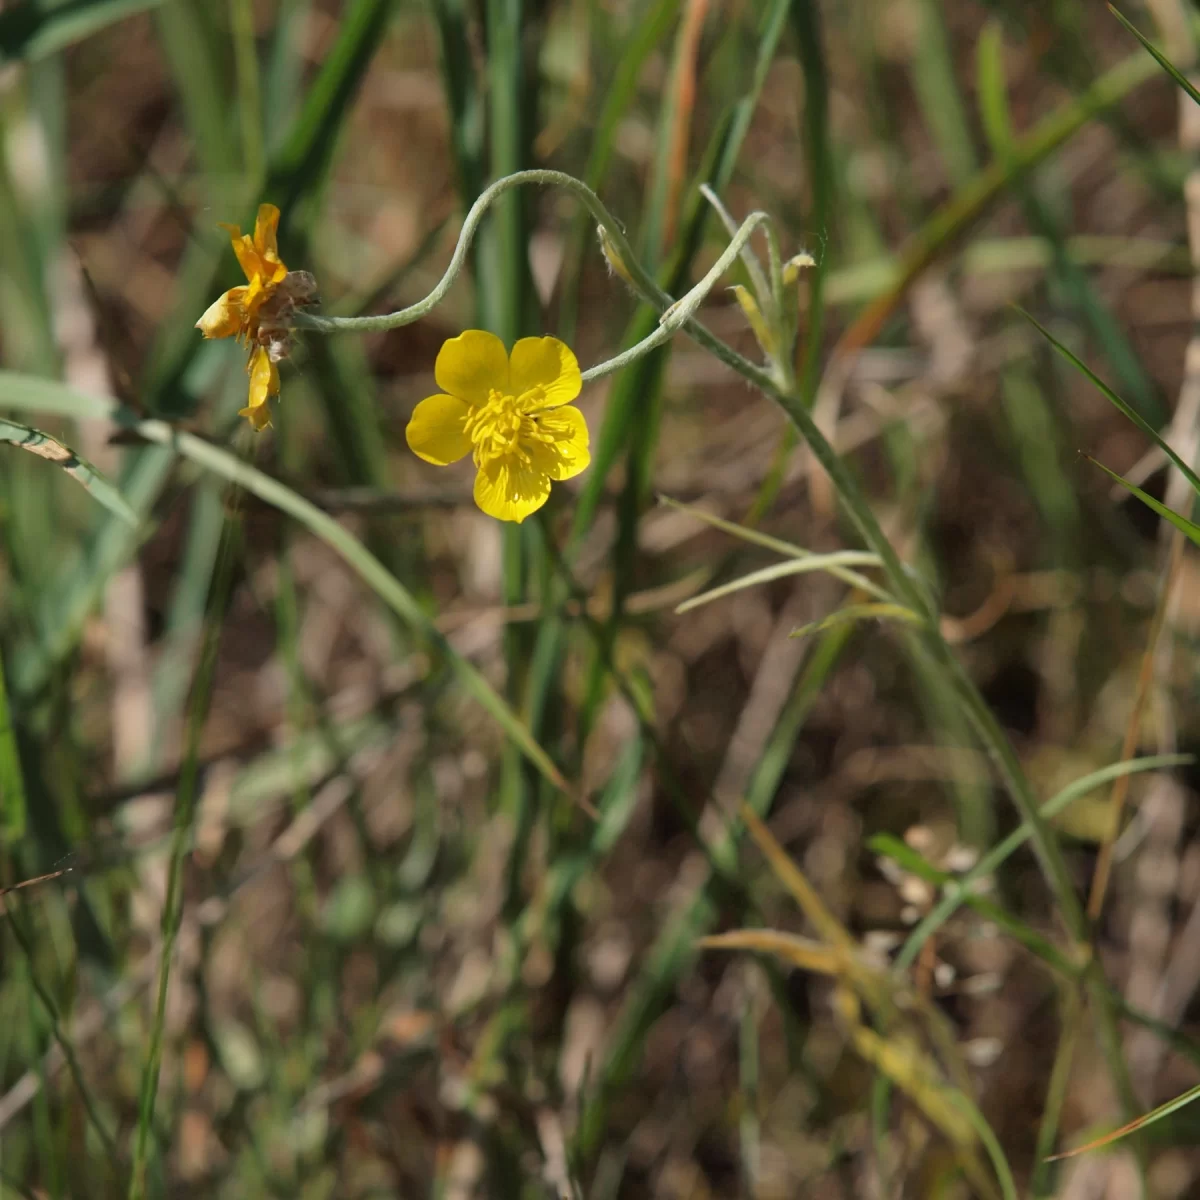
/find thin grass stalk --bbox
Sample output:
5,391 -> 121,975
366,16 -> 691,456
127,511 -> 241,1200
1031,984 -> 1083,1196
228,0 -> 264,183
4,899 -> 119,1174
832,48 -> 1157,361
1088,533 -> 1183,920
0,641 -> 26,841
790,0 -> 831,412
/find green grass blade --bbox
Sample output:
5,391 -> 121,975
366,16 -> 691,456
676,553 -> 887,614
1088,457 -> 1200,547
266,0 -> 400,215
557,0 -> 682,342
867,834 -> 1076,975
790,0 -> 832,410
0,645 -> 27,840
149,423 -> 568,795
657,494 -> 811,558
911,0 -> 978,186
0,419 -> 136,526
429,0 -> 485,206
0,0 -> 164,63
1020,307 -> 1200,495
839,48 -> 1157,356
791,602 -> 925,639
1049,1082 -> 1200,1161
894,753 -> 1192,973
1109,6 -> 1200,109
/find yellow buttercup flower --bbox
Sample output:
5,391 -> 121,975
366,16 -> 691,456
197,203 -> 311,431
406,331 -> 590,522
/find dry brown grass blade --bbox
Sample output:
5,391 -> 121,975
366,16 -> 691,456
698,929 -> 847,975
663,0 -> 710,247
738,800 -> 855,950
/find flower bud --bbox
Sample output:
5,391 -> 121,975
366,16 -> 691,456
597,225 -> 635,288
729,284 -> 777,359
782,251 -> 816,286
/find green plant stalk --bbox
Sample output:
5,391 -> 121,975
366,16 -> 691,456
228,0 -> 264,183
0,641 -> 27,840
128,515 -> 241,1200
790,0 -> 831,411
556,0 -> 682,343
1031,985 -> 1082,1196
4,900 -> 118,1172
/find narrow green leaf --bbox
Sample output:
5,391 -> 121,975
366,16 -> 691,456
0,646 -> 27,839
1089,457 -> 1200,548
0,0 -> 164,63
895,753 -> 1193,972
789,0 -> 832,411
658,493 -> 810,559
976,20 -> 1013,155
1049,1082 -> 1200,1161
0,419 -> 136,526
867,834 -> 1076,976
1020,307 -> 1200,497
791,602 -> 925,639
1109,6 -> 1200,110
676,552 -> 885,614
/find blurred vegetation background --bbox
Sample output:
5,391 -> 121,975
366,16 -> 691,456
6,0 -> 1200,1196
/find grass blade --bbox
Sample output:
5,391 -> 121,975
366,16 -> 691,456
837,49 -> 1157,358
1048,1082 -> 1200,1161
0,0 -> 164,63
791,602 -> 925,639
1018,307 -> 1200,490
0,419 -> 136,526
1109,6 -> 1200,110
895,753 -> 1193,972
675,553 -> 886,613
1088,457 -> 1200,548
0,645 -> 26,840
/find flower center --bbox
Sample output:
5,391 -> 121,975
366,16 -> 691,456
463,388 -> 550,467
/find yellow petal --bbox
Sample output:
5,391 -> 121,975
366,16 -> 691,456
228,232 -> 261,284
528,405 -> 589,481
254,204 -> 281,258
405,393 -> 471,465
242,346 -> 279,430
228,230 -> 287,287
510,336 -> 581,409
473,456 -> 551,523
196,287 -> 246,339
239,401 -> 274,431
434,330 -> 509,406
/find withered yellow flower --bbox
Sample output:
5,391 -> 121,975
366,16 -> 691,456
197,203 -> 315,431
406,331 -> 589,523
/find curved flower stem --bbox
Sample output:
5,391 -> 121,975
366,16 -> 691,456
295,169 -> 649,336
292,167 -> 776,381
298,167 -> 1088,941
